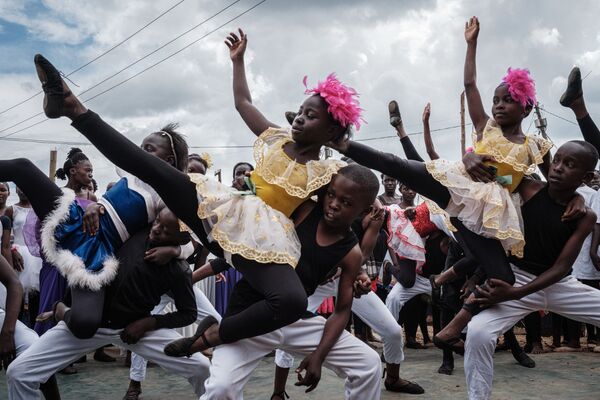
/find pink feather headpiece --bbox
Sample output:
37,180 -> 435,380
501,68 -> 537,108
303,73 -> 364,131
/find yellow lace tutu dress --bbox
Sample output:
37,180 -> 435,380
184,127 -> 345,267
425,119 -> 553,257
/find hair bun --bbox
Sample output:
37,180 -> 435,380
66,147 -> 84,159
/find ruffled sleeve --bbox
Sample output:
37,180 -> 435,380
253,127 -> 346,198
526,134 -> 554,171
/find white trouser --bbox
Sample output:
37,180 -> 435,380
385,274 -> 432,320
275,278 -> 404,368
6,321 -> 210,399
0,309 -> 39,358
130,285 -> 221,382
203,316 -> 382,400
465,266 -> 600,400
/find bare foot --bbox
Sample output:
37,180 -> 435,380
530,342 -> 544,354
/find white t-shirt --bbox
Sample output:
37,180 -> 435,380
572,186 -> 600,280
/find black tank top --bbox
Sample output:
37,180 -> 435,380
509,186 -> 578,276
295,204 -> 358,296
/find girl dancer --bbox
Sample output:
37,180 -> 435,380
0,126 -> 191,339
330,17 -> 558,352
4,187 -> 43,326
30,28 -> 360,350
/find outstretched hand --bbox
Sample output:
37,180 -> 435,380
225,28 -> 247,62
465,16 -> 480,44
422,102 -> 431,123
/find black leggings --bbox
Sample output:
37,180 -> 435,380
578,114 -> 600,154
345,141 -> 515,285
0,158 -> 103,338
70,110 -> 307,343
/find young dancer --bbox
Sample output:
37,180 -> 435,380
7,207 -> 209,399
0,133 -> 192,341
30,26 -> 359,348
329,17 -> 577,353
0,251 -> 61,399
4,187 -> 42,327
54,148 -> 94,199
269,198 -> 424,397
463,140 -> 599,399
167,165 -> 385,400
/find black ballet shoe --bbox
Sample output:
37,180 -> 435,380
270,391 -> 290,400
433,335 -> 465,356
513,351 -> 536,368
164,315 -> 218,357
560,66 -> 583,107
406,337 -> 426,350
285,111 -> 297,125
122,387 -> 141,400
384,378 -> 425,394
388,100 -> 403,127
34,54 -> 71,119
437,361 -> 454,375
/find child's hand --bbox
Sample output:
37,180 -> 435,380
327,135 -> 350,154
215,273 -> 227,283
464,16 -> 480,44
225,28 -> 247,62
82,203 -> 104,236
422,102 -> 431,123
562,194 -> 587,222
144,246 -> 178,265
11,249 -> 24,272
462,152 -> 496,182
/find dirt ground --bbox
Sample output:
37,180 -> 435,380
2,334 -> 599,399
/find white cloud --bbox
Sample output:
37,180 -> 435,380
0,0 -> 599,194
530,27 -> 561,47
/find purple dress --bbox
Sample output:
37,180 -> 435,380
34,198 -> 93,335
214,268 -> 243,316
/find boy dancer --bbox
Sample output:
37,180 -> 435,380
0,241 -> 60,399
166,165 -> 405,399
6,208 -> 210,399
463,141 -> 600,399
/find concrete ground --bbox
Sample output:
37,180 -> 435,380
2,341 -> 599,399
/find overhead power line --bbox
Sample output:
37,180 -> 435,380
0,0 -> 187,116
0,0 -> 266,139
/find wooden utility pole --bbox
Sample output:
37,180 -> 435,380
534,104 -> 548,139
460,91 -> 466,156
49,149 -> 57,181
214,169 -> 222,183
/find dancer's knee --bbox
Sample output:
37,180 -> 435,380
275,287 -> 307,323
66,312 -> 101,339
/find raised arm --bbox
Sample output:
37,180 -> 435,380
225,29 -> 279,136
359,200 -> 385,263
422,103 -> 440,160
464,17 -> 488,136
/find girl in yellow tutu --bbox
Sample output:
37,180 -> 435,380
31,28 -> 363,350
330,17 -> 584,353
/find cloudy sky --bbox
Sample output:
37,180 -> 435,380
1,0 -> 599,200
